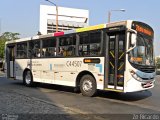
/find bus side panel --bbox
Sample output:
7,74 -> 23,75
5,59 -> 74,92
14,57 -> 105,90
50,57 -> 105,89
76,57 -> 105,90
15,59 -> 30,80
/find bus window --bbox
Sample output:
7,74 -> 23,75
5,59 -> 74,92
16,42 -> 27,59
79,31 -> 101,56
79,33 -> 89,44
42,38 -> 56,57
90,31 -> 101,43
29,40 -> 40,58
58,35 -> 76,57
90,44 -> 100,55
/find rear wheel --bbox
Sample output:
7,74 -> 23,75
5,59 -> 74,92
23,70 -> 33,87
80,75 -> 97,97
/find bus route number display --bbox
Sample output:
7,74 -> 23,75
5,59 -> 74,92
66,61 -> 82,67
132,21 -> 154,38
135,25 -> 153,36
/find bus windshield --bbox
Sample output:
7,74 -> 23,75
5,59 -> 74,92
129,34 -> 154,66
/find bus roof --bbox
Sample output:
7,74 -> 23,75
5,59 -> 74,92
5,20 -> 130,44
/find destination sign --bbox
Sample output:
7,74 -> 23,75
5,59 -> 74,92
135,25 -> 153,36
132,21 -> 154,38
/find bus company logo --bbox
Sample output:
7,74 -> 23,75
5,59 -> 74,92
136,25 -> 153,36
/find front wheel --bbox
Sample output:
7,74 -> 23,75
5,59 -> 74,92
80,75 -> 97,97
23,70 -> 34,87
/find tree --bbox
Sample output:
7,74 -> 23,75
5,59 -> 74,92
0,38 -> 6,58
1,32 -> 20,40
0,32 -> 20,59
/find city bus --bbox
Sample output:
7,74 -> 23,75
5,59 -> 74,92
5,20 -> 155,97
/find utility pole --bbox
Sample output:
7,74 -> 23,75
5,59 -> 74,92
45,0 -> 58,32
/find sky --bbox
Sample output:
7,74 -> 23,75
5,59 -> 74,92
0,0 -> 160,56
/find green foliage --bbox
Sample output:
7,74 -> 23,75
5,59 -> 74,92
1,32 -> 20,40
0,32 -> 20,59
0,38 -> 7,58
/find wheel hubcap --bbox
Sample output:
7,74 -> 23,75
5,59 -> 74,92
25,71 -> 31,84
83,79 -> 92,92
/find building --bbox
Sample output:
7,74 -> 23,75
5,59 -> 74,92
39,5 -> 89,35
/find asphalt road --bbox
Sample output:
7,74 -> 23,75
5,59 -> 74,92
0,72 -> 160,120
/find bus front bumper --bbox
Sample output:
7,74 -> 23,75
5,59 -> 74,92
125,78 -> 155,92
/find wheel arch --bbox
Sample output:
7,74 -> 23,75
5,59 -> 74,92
76,70 -> 96,88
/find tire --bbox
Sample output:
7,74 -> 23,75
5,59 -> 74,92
80,75 -> 97,97
23,70 -> 34,87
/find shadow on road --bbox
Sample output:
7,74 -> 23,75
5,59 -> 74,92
11,81 -> 73,92
97,90 -> 152,101
11,81 -> 152,102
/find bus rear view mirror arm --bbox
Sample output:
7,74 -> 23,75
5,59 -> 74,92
126,45 -> 136,53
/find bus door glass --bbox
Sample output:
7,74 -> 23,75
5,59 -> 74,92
7,45 -> 15,78
106,32 -> 125,90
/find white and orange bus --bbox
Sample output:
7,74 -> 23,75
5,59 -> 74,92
5,20 -> 155,96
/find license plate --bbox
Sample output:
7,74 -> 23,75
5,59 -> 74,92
142,82 -> 152,88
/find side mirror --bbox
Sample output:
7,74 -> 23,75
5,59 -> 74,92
126,30 -> 137,53
131,33 -> 137,47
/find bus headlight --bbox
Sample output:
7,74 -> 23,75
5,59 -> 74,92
130,70 -> 142,81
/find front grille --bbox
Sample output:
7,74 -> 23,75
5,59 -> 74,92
139,67 -> 155,73
141,78 -> 154,80
131,63 -> 155,73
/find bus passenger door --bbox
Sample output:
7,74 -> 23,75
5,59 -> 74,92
6,45 -> 15,78
105,32 -> 125,91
